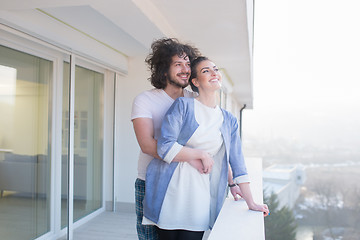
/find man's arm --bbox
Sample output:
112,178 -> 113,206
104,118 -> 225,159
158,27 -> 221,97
132,118 -> 160,159
173,147 -> 213,174
132,117 -> 208,173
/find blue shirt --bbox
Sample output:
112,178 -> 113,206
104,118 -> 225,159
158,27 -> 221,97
144,97 -> 249,225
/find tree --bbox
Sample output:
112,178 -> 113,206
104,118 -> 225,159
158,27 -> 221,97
264,192 -> 297,240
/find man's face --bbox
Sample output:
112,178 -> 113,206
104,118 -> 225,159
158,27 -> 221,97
166,54 -> 191,88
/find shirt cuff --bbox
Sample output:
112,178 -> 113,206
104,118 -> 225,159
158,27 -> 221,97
163,142 -> 183,163
234,174 -> 250,184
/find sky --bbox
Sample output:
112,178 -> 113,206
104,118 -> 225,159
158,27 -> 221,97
243,0 -> 360,150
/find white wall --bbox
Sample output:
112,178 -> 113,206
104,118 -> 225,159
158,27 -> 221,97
114,55 -> 152,203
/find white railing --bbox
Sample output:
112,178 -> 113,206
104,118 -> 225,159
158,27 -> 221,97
208,157 -> 265,240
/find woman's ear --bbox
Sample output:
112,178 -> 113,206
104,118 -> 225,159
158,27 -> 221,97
192,78 -> 199,87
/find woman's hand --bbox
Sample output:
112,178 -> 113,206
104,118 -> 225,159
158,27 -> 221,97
237,182 -> 270,217
229,185 -> 243,201
248,203 -> 270,217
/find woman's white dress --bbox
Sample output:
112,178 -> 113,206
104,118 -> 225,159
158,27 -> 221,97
144,99 -> 225,231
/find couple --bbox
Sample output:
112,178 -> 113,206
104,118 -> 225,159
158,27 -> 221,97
131,38 -> 269,240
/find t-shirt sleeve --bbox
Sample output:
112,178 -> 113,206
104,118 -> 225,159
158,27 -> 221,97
131,93 -> 152,120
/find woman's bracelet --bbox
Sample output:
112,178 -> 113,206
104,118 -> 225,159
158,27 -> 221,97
228,183 -> 237,188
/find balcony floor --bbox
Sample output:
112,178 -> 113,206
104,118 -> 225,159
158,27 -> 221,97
63,210 -> 210,240
58,211 -> 138,240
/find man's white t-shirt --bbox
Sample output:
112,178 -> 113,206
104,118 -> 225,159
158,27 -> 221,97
131,88 -> 197,180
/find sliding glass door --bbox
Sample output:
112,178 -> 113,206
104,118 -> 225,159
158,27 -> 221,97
0,45 -> 52,240
61,62 -> 104,228
1,39 -> 106,239
73,65 -> 104,221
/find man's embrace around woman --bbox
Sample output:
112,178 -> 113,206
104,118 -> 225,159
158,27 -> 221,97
131,38 -> 269,240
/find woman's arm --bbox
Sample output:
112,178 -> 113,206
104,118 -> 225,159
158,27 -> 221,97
238,182 -> 270,217
226,113 -> 269,216
228,167 -> 243,201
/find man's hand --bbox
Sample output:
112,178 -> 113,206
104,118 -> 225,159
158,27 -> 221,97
188,159 -> 204,173
174,148 -> 213,174
200,151 -> 214,174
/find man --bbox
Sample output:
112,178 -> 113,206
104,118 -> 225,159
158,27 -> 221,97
131,38 -> 243,240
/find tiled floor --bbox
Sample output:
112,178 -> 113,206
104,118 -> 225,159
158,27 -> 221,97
64,210 -> 210,240
59,211 -> 138,240
0,193 -> 208,240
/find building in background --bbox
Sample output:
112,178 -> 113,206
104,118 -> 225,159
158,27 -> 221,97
263,164 -> 306,209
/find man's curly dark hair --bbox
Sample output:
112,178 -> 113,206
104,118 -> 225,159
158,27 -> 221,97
145,38 -> 201,89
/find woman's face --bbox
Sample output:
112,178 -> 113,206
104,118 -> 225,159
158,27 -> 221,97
192,60 -> 222,93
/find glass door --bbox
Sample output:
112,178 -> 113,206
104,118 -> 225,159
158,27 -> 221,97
61,62 -> 104,228
0,45 -> 52,240
73,65 -> 104,221
1,30 -> 107,240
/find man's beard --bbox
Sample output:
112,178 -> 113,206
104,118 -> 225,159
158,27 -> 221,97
168,74 -> 189,89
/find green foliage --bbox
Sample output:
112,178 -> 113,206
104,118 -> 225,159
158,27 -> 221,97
264,192 -> 297,240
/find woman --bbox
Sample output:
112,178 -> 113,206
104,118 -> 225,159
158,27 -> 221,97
144,57 -> 269,240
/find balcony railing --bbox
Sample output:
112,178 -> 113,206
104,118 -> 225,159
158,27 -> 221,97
208,157 -> 265,240
55,157 -> 265,240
